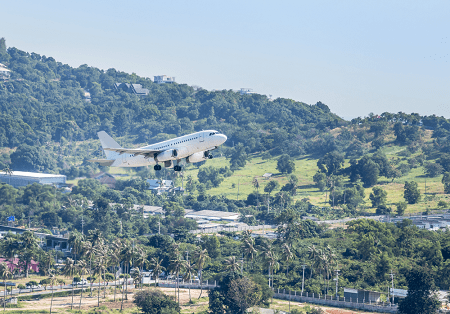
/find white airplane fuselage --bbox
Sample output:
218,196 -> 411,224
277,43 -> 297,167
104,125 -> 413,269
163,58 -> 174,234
106,130 -> 227,168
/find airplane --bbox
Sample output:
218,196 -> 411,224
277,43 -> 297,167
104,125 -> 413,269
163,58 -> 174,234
88,130 -> 227,171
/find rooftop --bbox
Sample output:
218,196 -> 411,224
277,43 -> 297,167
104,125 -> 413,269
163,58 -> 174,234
0,171 -> 66,179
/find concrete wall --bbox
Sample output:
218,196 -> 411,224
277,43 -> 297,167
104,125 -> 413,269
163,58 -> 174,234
273,292 -> 398,313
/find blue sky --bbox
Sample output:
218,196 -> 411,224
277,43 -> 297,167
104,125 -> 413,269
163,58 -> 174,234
1,0 -> 449,119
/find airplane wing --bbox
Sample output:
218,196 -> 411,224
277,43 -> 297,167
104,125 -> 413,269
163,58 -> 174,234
102,147 -> 162,157
87,159 -> 115,166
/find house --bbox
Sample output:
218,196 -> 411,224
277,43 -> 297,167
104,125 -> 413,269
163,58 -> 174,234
146,179 -> 173,194
114,83 -> 149,96
0,258 -> 39,273
239,88 -> 255,95
91,172 -> 116,188
262,173 -> 272,179
154,75 -> 175,84
0,63 -> 10,80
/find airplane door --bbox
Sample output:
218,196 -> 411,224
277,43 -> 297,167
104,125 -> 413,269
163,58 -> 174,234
200,132 -> 204,142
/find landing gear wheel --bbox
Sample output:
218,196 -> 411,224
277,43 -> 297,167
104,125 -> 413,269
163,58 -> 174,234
154,164 -> 162,171
174,165 -> 182,171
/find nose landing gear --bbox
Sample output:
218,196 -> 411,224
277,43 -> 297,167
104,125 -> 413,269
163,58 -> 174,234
154,164 -> 162,171
174,165 -> 182,171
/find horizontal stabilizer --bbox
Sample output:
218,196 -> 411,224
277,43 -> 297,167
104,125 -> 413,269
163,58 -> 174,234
87,159 -> 115,167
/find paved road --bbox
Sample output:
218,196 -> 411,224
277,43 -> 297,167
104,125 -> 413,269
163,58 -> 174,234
1,279 -> 133,298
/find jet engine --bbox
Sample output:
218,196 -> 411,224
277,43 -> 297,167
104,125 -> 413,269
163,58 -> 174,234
154,149 -> 177,162
187,151 -> 212,163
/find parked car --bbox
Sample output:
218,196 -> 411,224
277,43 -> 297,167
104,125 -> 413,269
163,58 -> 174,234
72,279 -> 87,285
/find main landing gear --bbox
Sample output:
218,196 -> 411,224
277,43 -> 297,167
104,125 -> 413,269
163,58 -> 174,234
174,165 -> 182,171
154,164 -> 162,171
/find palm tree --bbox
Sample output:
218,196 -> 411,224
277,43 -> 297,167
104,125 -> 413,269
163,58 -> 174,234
263,249 -> 279,289
281,243 -> 293,277
120,241 -> 133,311
182,259 -> 195,303
242,237 -> 257,271
68,231 -> 84,263
48,269 -> 57,314
81,241 -> 95,296
109,238 -> 122,302
134,246 -> 148,290
61,257 -> 77,310
131,268 -> 143,290
193,247 -> 210,298
93,239 -> 108,307
0,262 -> 11,312
76,260 -> 88,309
225,256 -> 241,273
170,253 -> 183,304
149,256 -> 165,287
19,231 -> 39,278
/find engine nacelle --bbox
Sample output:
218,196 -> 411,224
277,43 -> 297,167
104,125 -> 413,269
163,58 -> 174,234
187,151 -> 208,163
173,147 -> 190,159
155,149 -> 177,162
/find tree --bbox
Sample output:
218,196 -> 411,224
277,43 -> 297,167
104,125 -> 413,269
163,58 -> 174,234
317,152 -> 344,176
18,231 -> 39,278
0,262 -> 11,312
193,247 -> 210,298
396,201 -> 407,216
226,277 -> 262,314
369,186 -> 387,208
442,172 -> 450,194
313,171 -> 327,191
149,257 -> 165,287
398,267 -> 440,314
276,154 -> 295,174
404,181 -> 421,204
133,289 -> 180,314
209,274 -> 267,314
0,38 -> 10,63
61,258 -> 77,310
229,143 -> 248,170
424,162 -> 443,178
264,180 -> 279,212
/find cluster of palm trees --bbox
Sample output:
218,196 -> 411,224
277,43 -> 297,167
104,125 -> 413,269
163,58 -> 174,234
167,243 -> 210,304
65,230 -> 151,312
308,244 -> 338,294
237,231 -> 337,295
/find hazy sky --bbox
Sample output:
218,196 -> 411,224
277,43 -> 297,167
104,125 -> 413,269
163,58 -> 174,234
1,0 -> 449,120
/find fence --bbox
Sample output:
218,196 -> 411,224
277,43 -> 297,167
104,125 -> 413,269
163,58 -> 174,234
191,224 -> 277,234
157,279 -> 398,314
273,288 -> 398,314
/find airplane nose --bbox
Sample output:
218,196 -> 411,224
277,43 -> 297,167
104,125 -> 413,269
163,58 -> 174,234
219,134 -> 227,144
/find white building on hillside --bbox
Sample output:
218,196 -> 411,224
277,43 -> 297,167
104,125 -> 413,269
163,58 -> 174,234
0,63 -> 11,80
154,75 -> 175,84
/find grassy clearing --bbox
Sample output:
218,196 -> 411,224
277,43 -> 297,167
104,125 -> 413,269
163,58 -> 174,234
180,143 -> 449,215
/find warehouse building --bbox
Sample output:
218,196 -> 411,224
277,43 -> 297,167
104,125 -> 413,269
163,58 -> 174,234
0,171 -> 66,188
185,210 -> 241,222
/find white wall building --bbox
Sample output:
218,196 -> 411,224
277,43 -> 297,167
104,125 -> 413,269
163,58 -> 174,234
185,210 -> 240,222
0,63 -> 11,80
240,88 -> 255,95
0,171 -> 66,188
154,75 -> 175,84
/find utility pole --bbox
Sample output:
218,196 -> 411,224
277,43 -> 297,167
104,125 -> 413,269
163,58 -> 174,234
301,265 -> 307,293
240,253 -> 244,275
158,220 -> 161,234
334,269 -> 340,299
390,270 -> 395,305
237,179 -> 240,200
81,215 -> 84,235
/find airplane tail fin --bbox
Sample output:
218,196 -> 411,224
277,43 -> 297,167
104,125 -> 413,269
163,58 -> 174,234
98,131 -> 121,159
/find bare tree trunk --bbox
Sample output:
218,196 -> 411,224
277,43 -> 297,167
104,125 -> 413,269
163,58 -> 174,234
198,269 -> 203,299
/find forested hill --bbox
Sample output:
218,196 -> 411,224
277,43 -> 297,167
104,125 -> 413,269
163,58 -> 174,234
0,39 -> 342,168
